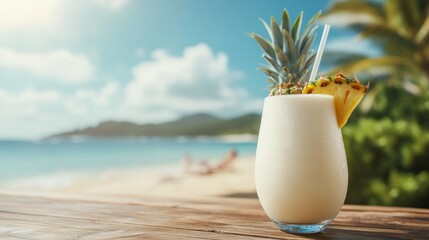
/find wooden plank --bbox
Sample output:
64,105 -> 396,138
0,193 -> 294,239
0,192 -> 428,239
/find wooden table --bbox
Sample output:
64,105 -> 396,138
0,192 -> 428,239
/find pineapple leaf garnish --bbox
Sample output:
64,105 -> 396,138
249,9 -> 321,96
251,34 -> 276,60
281,9 -> 291,33
291,11 -> 303,43
270,17 -> 283,51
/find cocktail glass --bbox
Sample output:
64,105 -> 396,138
255,94 -> 348,234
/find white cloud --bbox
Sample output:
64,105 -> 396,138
0,82 -> 120,139
0,48 -> 94,83
124,43 -> 252,122
0,44 -> 264,139
0,88 -> 59,115
88,0 -> 131,11
65,81 -> 120,115
0,0 -> 62,31
0,88 -> 63,139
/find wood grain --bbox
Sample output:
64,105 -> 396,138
0,192 -> 427,239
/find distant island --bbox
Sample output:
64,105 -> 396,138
47,113 -> 261,139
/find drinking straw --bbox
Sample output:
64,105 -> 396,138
309,24 -> 330,82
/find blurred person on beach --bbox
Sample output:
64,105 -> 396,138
182,149 -> 237,175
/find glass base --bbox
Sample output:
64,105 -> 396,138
272,219 -> 332,234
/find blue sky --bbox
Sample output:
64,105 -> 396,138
0,0 -> 372,139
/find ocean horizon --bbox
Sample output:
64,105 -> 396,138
0,136 -> 257,181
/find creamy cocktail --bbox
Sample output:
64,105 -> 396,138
255,95 -> 348,230
249,8 -> 369,234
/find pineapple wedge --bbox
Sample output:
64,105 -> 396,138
302,72 -> 369,128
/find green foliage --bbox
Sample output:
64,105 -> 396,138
343,95 -> 429,207
322,0 -> 429,208
321,0 -> 429,84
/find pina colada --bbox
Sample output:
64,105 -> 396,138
255,95 -> 348,224
250,9 -> 369,234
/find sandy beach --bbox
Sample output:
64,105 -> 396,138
0,157 -> 257,199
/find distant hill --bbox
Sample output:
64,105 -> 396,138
47,113 -> 261,139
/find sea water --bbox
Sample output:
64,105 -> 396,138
0,137 -> 257,181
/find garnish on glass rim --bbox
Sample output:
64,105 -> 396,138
249,9 -> 369,128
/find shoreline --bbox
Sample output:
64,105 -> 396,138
38,134 -> 258,144
0,156 -> 257,199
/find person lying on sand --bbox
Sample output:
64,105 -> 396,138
159,149 -> 238,182
182,149 -> 237,175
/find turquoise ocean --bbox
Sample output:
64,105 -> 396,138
0,138 -> 257,181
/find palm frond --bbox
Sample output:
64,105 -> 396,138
322,51 -> 367,69
335,56 -> 421,77
320,0 -> 429,93
415,15 -> 429,44
359,25 -> 419,56
322,0 -> 385,24
385,0 -> 428,37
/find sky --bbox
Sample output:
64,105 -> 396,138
0,0 -> 374,139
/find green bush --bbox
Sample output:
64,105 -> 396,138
343,97 -> 429,207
